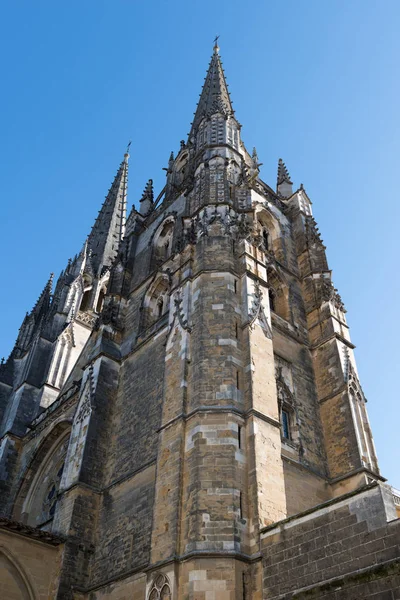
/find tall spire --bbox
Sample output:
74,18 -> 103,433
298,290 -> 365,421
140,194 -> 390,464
190,41 -> 234,135
88,150 -> 129,275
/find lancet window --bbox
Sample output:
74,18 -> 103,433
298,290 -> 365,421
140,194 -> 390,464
275,360 -> 299,445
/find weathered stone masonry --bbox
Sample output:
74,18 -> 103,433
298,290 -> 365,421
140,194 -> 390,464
0,41 -> 398,599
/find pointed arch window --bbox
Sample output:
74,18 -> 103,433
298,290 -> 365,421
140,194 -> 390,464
20,431 -> 70,528
142,276 -> 170,331
153,219 -> 175,265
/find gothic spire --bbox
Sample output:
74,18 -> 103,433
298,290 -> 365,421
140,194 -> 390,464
87,150 -> 129,275
277,158 -> 292,186
190,41 -> 234,135
277,158 -> 293,197
139,179 -> 154,216
31,272 -> 54,320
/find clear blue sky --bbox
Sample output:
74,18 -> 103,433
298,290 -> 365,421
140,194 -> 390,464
0,1 -> 398,488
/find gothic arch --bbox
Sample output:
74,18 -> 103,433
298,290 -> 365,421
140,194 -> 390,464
13,421 -> 71,526
148,572 -> 171,600
0,546 -> 37,600
142,275 -> 170,330
152,217 -> 175,265
255,207 -> 282,257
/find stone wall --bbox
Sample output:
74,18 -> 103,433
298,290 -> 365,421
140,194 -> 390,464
261,483 -> 399,599
0,523 -> 63,599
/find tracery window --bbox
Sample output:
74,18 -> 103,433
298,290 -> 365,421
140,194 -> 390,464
22,432 -> 69,528
148,573 -> 171,600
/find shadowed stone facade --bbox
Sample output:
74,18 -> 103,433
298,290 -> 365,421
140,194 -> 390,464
0,42 -> 398,599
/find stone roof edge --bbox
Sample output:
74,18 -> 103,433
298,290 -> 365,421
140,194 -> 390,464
260,481 -> 380,536
0,517 -> 65,546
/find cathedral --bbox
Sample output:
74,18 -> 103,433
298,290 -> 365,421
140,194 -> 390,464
0,42 -> 399,599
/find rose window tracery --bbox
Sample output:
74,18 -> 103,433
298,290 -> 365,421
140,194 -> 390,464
148,573 -> 171,600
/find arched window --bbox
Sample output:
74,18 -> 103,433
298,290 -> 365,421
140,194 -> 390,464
256,208 -> 283,260
148,573 -> 171,600
153,219 -> 175,265
142,276 -> 170,330
19,430 -> 70,528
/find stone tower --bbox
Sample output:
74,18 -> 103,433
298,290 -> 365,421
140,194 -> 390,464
0,43 -> 398,600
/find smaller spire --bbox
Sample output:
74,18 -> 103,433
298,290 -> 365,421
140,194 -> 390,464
139,179 -> 154,216
32,273 -> 54,316
124,140 -> 131,162
277,158 -> 293,198
87,149 -> 129,274
277,158 -> 292,186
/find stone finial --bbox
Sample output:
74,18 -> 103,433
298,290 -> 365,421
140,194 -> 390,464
277,158 -> 293,198
139,179 -> 154,216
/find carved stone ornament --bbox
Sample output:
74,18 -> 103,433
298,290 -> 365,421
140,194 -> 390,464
319,278 -> 346,312
305,215 -> 325,248
98,297 -> 123,330
168,289 -> 191,338
148,573 -> 171,600
75,364 -> 95,423
275,366 -> 295,409
177,208 -> 254,249
248,280 -> 272,339
343,347 -> 366,402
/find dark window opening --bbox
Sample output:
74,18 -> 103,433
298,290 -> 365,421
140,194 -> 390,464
96,289 -> 106,313
268,289 -> 276,312
282,409 -> 290,440
80,290 -> 91,312
157,297 -> 164,318
263,229 -> 269,251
